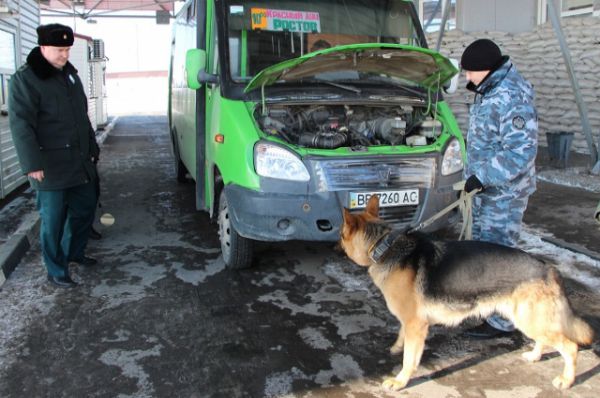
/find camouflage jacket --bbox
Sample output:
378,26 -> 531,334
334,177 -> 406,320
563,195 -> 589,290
464,61 -> 538,198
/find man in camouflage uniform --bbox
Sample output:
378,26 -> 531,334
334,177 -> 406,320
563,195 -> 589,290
460,39 -> 538,338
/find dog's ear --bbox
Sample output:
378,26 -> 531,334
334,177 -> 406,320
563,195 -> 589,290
342,207 -> 357,233
365,195 -> 380,218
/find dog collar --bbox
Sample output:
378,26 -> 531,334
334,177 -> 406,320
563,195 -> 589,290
369,229 -> 405,263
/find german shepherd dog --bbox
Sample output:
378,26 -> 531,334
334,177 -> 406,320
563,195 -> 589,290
339,196 -> 593,391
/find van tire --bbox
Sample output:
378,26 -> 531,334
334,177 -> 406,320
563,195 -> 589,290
175,158 -> 188,183
171,131 -> 189,183
218,190 -> 253,269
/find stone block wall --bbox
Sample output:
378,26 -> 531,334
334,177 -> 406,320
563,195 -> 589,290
429,15 -> 600,154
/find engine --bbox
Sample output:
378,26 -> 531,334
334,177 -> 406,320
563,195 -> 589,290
255,104 -> 443,149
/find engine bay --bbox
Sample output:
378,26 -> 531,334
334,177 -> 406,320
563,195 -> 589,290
255,104 -> 443,149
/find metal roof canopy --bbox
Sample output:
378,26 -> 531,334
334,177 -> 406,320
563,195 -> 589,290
40,1 -> 177,19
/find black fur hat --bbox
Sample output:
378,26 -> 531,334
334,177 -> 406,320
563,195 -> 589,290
37,23 -> 74,47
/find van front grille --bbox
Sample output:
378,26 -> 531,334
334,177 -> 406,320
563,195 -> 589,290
311,156 -> 436,192
357,205 -> 419,228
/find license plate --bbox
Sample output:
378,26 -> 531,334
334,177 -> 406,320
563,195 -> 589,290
349,189 -> 419,209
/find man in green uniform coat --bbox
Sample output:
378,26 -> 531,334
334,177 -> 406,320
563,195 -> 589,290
9,24 -> 99,288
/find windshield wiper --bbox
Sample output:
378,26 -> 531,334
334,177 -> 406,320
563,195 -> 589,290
363,76 -> 425,97
314,79 -> 362,94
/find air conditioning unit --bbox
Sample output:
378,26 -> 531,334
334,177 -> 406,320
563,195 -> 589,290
92,39 -> 105,59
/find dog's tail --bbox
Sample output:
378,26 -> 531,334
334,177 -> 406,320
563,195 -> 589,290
566,316 -> 595,346
548,268 -> 595,345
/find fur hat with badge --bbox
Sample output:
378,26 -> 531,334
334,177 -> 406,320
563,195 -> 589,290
37,23 -> 74,47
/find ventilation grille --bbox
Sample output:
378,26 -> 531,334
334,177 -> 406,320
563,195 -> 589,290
92,39 -> 105,59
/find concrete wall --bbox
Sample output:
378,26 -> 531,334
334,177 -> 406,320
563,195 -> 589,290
0,0 -> 39,199
431,15 -> 600,155
456,0 -> 538,33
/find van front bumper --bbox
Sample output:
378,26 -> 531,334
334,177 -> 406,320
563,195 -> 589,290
224,185 -> 343,241
223,181 -> 460,242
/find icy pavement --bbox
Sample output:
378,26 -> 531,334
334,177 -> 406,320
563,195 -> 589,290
538,166 -> 600,194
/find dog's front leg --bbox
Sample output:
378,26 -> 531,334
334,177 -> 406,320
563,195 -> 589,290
382,320 -> 429,391
390,324 -> 405,355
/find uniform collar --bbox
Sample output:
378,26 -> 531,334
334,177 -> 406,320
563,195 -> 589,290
26,46 -> 77,81
466,57 -> 512,95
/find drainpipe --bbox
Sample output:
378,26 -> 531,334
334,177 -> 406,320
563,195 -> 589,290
423,0 -> 442,31
435,0 -> 451,52
547,0 -> 599,172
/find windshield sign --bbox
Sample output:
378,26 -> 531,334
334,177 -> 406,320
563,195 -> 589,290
251,8 -> 322,33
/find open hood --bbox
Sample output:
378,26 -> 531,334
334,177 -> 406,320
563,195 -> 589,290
245,43 -> 458,93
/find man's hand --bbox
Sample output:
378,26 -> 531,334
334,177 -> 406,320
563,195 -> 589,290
28,170 -> 44,182
464,174 -> 484,193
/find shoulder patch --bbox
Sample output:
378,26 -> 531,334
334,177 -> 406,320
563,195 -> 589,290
512,115 -> 526,130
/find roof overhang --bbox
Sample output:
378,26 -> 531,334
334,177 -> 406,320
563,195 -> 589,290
40,1 -> 176,19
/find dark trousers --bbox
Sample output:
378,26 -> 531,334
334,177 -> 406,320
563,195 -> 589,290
36,181 -> 97,277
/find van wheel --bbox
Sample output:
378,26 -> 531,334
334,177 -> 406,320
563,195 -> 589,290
218,190 -> 253,269
171,132 -> 188,183
175,158 -> 188,183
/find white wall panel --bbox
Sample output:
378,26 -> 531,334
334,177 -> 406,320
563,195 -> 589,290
0,0 -> 39,198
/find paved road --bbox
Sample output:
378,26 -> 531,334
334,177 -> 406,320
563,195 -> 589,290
0,115 -> 599,397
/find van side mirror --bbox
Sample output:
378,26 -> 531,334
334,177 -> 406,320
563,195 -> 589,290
185,49 -> 218,89
444,58 -> 460,95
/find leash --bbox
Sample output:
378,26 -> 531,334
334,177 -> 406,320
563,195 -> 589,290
408,181 -> 479,240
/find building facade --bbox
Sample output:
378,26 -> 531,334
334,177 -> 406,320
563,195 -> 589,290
0,0 -> 39,199
419,0 -> 600,156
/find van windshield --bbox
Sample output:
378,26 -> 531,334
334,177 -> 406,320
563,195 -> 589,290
224,0 -> 425,82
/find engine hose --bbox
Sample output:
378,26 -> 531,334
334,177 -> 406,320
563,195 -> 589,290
299,132 -> 347,149
348,128 -> 371,146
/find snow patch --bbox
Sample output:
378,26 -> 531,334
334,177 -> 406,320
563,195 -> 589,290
99,342 -> 162,398
520,227 -> 600,290
298,327 -> 333,350
171,255 -> 225,286
91,261 -> 167,310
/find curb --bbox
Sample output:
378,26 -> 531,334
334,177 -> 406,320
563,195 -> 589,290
0,119 -> 116,288
541,236 -> 600,262
0,211 -> 40,287
96,116 -> 118,145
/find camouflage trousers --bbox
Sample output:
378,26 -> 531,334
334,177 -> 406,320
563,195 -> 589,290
471,192 -> 530,248
471,192 -> 531,332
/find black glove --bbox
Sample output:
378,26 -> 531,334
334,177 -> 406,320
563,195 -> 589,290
464,174 -> 484,193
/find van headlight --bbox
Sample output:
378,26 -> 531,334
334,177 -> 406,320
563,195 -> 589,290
254,142 -> 310,181
441,138 -> 464,176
